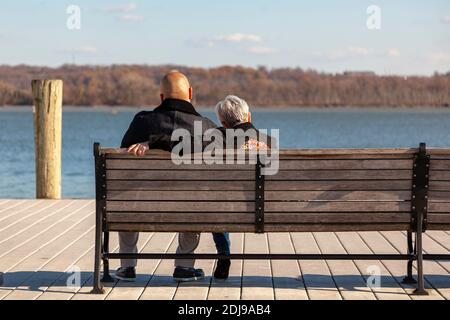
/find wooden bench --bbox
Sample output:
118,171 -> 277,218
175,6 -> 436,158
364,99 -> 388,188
91,142 -> 450,295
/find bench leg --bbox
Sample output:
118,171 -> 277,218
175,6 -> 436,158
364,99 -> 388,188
402,231 -> 417,284
413,222 -> 428,295
101,231 -> 114,283
91,213 -> 104,294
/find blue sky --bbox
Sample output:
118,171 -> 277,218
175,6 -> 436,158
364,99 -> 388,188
0,0 -> 449,75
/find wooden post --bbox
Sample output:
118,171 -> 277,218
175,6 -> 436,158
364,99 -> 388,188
32,80 -> 63,199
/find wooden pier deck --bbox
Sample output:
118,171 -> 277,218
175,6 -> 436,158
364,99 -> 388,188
0,199 -> 449,300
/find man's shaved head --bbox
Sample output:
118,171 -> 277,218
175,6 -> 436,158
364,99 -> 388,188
160,71 -> 192,102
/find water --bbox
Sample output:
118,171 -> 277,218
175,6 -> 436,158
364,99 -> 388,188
1,106 -> 450,199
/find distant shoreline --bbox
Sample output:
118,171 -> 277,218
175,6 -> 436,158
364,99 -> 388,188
2,105 -> 450,113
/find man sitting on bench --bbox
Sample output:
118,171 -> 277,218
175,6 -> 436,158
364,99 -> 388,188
117,71 -> 231,282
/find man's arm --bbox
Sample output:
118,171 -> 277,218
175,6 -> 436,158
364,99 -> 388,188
120,112 -> 150,148
121,112 -> 150,156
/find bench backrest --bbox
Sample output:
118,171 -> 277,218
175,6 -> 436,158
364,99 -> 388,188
94,144 -> 450,233
429,149 -> 450,230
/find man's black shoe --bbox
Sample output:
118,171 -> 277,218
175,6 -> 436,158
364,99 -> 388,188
173,267 -> 205,282
114,267 -> 136,282
214,259 -> 231,280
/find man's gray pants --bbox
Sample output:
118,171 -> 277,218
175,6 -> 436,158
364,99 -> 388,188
119,231 -> 200,268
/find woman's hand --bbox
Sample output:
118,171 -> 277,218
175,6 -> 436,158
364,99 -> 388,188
127,142 -> 149,157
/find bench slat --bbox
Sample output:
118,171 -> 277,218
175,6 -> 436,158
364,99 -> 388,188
430,171 -> 450,181
431,160 -> 450,171
107,180 -> 412,191
428,202 -> 450,213
106,170 -> 412,181
107,223 -> 410,232
429,191 -> 450,202
102,148 -> 418,156
107,190 -> 411,201
428,214 -> 450,223
106,201 -> 411,212
106,159 -> 413,170
106,212 -> 411,223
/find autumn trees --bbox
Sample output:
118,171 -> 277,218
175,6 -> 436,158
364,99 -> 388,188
0,65 -> 448,107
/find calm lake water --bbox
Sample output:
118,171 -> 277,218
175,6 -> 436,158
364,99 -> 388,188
1,106 -> 450,199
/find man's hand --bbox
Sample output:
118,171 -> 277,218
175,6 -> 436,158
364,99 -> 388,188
127,142 -> 149,157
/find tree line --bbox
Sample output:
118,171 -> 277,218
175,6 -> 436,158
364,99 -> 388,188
0,64 -> 449,107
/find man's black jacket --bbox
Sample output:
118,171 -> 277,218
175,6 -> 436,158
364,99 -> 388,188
121,98 -> 217,150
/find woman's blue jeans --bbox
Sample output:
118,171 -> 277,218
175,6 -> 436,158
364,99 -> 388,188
212,232 -> 230,256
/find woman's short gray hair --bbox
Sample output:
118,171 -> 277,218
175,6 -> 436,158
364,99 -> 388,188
215,95 -> 250,127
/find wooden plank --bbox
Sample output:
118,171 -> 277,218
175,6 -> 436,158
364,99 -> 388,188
241,233 -> 274,300
107,190 -> 411,202
71,232 -> 153,300
37,234 -> 119,300
429,202 -> 450,213
267,170 -> 412,181
0,200 -> 75,247
0,201 -> 91,260
380,231 -> 447,300
138,236 -> 179,300
4,226 -> 94,300
106,201 -> 411,213
428,149 -> 450,156
106,233 -> 176,300
108,190 -> 254,201
429,191 -> 450,202
357,231 -> 435,299
313,232 -> 376,300
172,234 -> 216,300
107,212 -> 412,224
0,208 -> 94,299
428,214 -> 450,224
335,232 -> 410,300
102,147 -> 418,156
107,223 -> 410,233
267,233 -> 308,300
0,200 -> 48,227
107,160 -> 253,171
107,170 -> 255,181
429,181 -> 450,191
290,232 -> 342,300
107,169 -> 411,181
431,160 -> 450,171
430,171 -> 450,181
0,200 -> 25,217
106,159 -> 413,171
208,233 -> 244,300
0,202 -> 92,271
0,200 -> 69,235
107,180 -> 412,191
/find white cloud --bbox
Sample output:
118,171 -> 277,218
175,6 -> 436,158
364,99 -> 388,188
247,46 -> 277,54
119,14 -> 144,22
70,46 -> 98,54
387,48 -> 400,57
213,33 -> 262,43
441,15 -> 450,23
347,46 -> 370,56
429,52 -> 450,64
104,3 -> 137,13
190,33 -> 264,49
62,46 -> 98,55
318,46 -> 372,60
